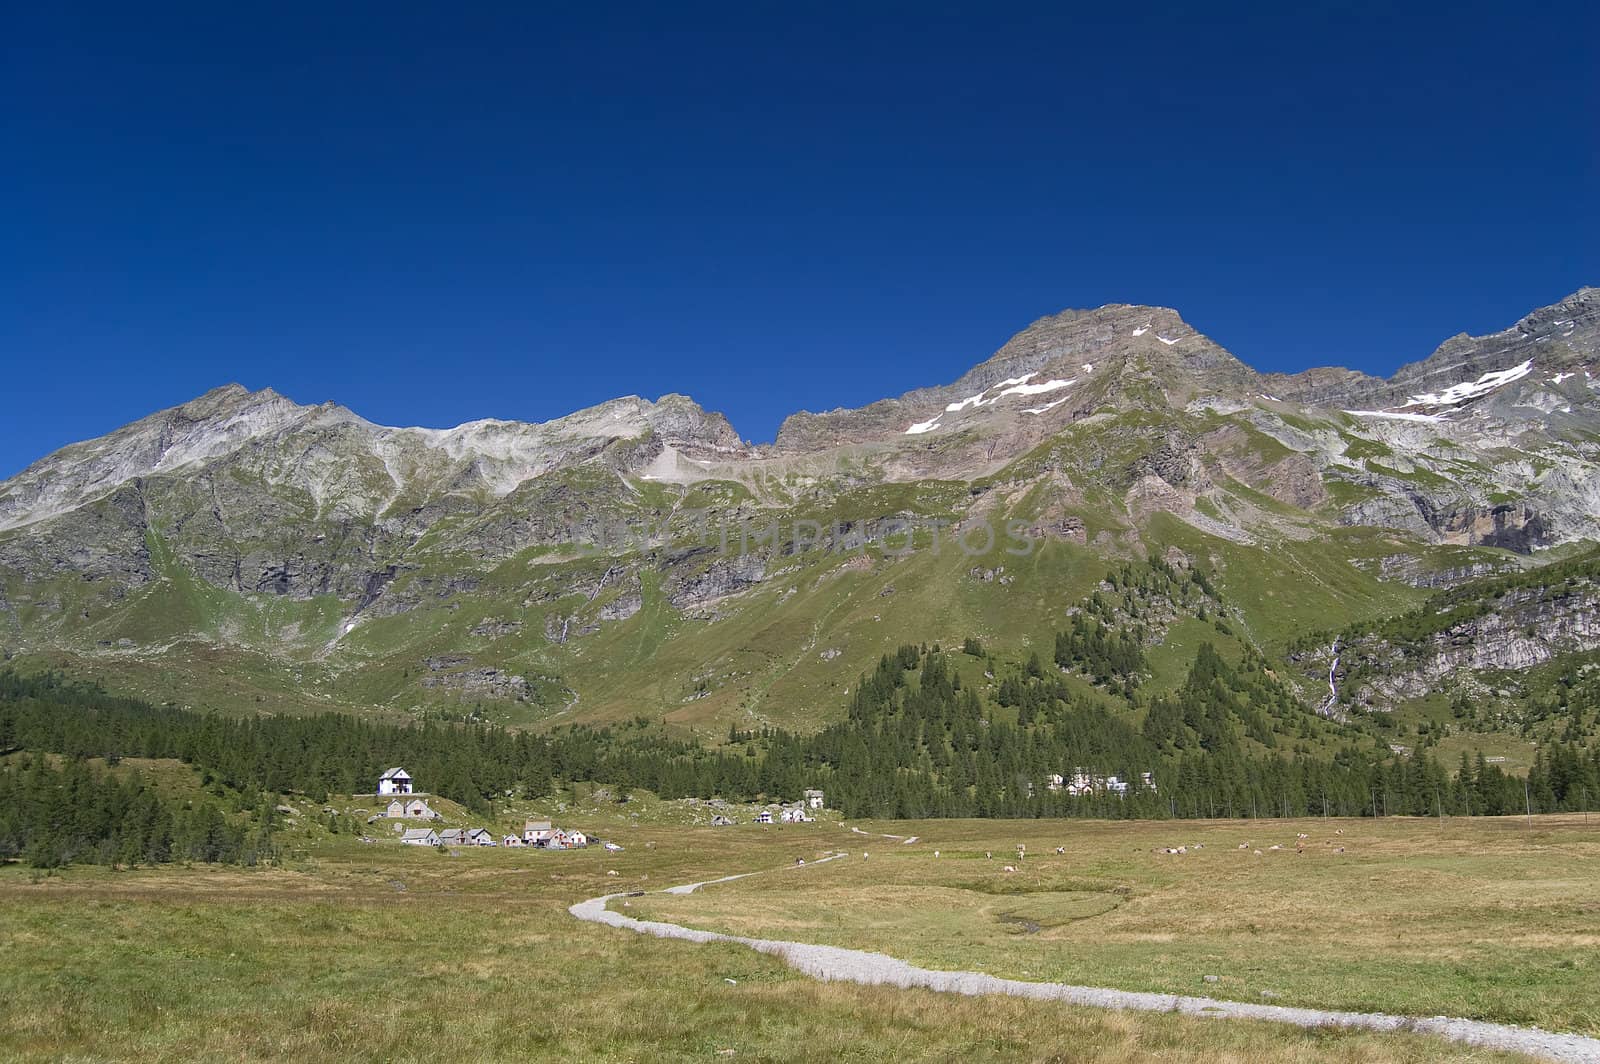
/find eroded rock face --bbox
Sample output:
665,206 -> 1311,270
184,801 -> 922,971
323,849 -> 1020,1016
1374,554 -> 1510,589
664,551 -> 767,609
420,665 -> 534,701
1432,504 -> 1552,551
1343,586 -> 1600,706
598,593 -> 643,622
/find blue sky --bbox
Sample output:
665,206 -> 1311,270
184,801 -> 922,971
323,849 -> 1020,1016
3,3 -> 1595,475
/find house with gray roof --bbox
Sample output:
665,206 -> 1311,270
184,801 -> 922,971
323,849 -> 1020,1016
378,767 -> 414,796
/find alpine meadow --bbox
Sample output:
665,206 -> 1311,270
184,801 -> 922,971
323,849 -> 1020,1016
5,291 -> 1600,1062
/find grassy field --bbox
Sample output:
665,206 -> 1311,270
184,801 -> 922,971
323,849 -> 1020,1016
1,813 -> 1594,1062
629,817 -> 1600,1038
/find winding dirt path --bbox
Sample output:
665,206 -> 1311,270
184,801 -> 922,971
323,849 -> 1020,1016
570,854 -> 1600,1064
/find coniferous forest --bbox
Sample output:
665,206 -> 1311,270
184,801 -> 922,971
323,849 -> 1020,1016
0,754 -> 272,869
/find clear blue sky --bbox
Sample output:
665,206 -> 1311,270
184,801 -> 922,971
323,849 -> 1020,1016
4,3 -> 1595,476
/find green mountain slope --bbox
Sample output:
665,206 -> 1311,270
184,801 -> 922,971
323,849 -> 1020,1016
1,289 -> 1598,763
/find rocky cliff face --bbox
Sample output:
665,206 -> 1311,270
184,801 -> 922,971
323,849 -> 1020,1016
1325,582 -> 1600,708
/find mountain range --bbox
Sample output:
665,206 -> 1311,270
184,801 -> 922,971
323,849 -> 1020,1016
2,287 -> 1598,747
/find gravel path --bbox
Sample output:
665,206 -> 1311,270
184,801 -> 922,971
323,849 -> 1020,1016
570,854 -> 1600,1064
847,825 -> 919,844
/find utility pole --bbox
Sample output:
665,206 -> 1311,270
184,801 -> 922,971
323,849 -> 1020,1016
1525,777 -> 1533,829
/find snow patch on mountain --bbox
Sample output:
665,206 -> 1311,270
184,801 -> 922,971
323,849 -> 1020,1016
1023,397 -> 1071,415
946,373 -> 1039,413
905,374 -> 1075,433
1402,360 -> 1533,408
1346,410 -> 1449,423
996,378 -> 1074,399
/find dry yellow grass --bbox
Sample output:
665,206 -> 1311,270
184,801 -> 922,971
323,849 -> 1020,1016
628,814 -> 1600,1037
1,813 -> 1589,1062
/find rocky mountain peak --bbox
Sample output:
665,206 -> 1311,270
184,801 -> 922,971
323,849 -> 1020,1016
973,302 -> 1259,396
0,383 -> 333,532
0,385 -> 751,534
772,301 -> 1260,454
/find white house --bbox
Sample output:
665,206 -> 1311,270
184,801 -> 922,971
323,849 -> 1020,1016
803,788 -> 825,810
779,807 -> 811,823
385,799 -> 406,818
467,828 -> 496,846
523,819 -> 553,845
438,828 -> 468,846
753,810 -> 774,825
400,828 -> 439,847
378,767 -> 413,796
502,835 -> 525,848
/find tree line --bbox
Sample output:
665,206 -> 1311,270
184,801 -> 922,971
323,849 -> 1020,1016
0,754 -> 274,868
